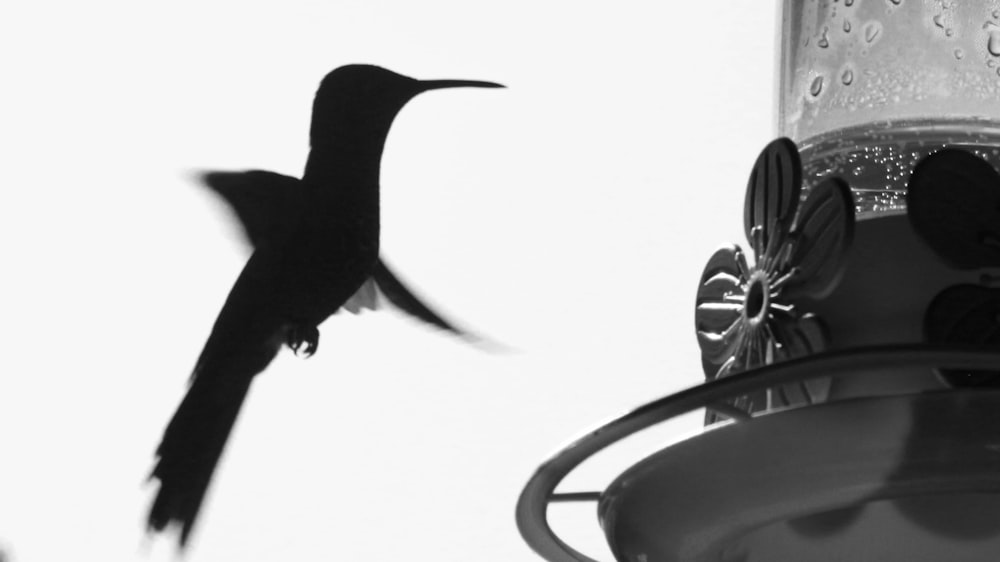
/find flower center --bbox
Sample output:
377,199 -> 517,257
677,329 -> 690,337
744,274 -> 769,324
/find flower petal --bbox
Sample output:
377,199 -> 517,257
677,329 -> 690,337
744,138 -> 802,253
697,321 -> 744,366
907,148 -> 1000,269
699,244 -> 748,284
925,284 -> 1000,386
783,177 -> 855,300
704,356 -> 770,424
696,245 -> 747,364
771,312 -> 831,406
696,300 -> 743,333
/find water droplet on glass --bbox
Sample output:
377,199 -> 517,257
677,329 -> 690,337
819,27 -> 830,48
846,0 -> 855,5
994,9 -> 1000,19
842,69 -> 854,85
865,22 -> 881,43
843,19 -> 852,32
989,30 -> 1000,56
955,48 -> 965,59
946,28 -> 954,37
889,0 -> 902,5
810,75 -> 824,97
933,15 -> 945,29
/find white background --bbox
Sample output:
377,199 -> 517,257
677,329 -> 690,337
0,2 -> 775,560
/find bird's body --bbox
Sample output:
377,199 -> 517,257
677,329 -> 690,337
147,65 -> 501,545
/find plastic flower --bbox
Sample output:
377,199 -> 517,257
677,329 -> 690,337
908,148 -> 1000,387
695,138 -> 854,419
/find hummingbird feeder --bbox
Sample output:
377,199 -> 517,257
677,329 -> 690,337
517,1 -> 1000,560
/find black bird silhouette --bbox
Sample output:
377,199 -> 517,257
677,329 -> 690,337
147,64 -> 503,546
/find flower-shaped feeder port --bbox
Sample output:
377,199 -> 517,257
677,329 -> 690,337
695,138 -> 854,423
908,148 -> 1000,387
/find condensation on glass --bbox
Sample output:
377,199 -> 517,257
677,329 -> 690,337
778,0 -> 1000,218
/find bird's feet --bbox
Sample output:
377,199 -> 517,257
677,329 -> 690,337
286,325 -> 319,358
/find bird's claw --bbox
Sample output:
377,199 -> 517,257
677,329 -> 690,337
287,325 -> 319,358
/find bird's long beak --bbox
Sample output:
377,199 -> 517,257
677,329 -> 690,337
419,79 -> 505,91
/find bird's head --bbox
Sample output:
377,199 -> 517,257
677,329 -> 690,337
308,64 -> 504,149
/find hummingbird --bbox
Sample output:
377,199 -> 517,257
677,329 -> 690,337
147,64 -> 503,546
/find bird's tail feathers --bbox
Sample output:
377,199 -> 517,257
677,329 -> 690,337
147,372 -> 254,547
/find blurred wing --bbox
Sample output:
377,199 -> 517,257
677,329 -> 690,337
372,259 -> 467,337
200,170 -> 307,247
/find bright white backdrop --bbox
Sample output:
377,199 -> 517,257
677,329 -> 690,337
0,2 -> 775,560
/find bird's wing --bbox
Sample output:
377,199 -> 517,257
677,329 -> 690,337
150,252 -> 285,546
371,258 -> 468,337
200,170 -> 307,247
